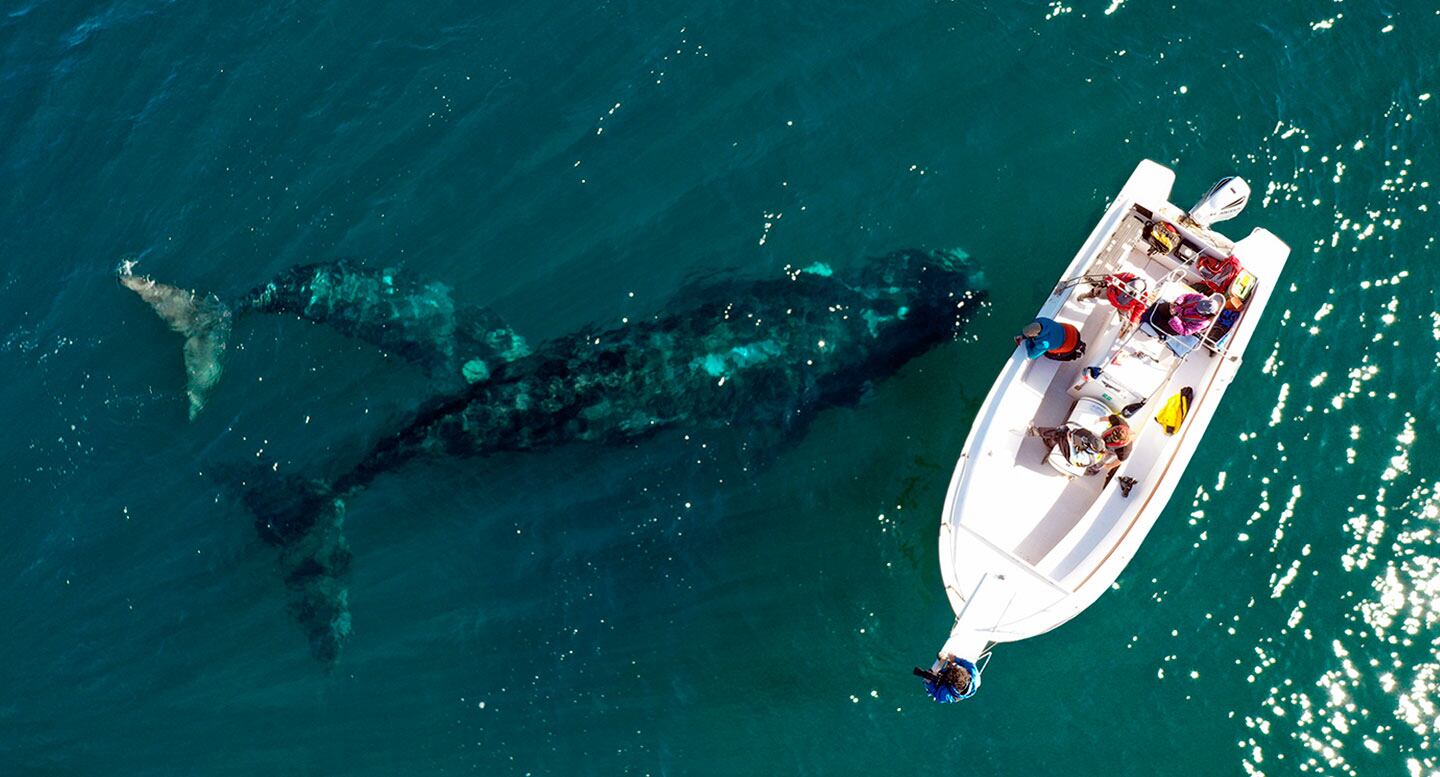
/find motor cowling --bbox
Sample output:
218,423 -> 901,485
1187,176 -> 1250,228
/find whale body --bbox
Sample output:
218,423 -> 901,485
124,249 -> 986,662
333,250 -> 983,491
225,249 -> 986,662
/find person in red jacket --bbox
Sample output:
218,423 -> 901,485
1080,273 -> 1148,336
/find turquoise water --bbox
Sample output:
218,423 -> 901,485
2,1 -> 1438,774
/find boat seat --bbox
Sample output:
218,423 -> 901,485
1044,397 -> 1115,477
1138,318 -> 1201,357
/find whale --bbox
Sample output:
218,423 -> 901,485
119,259 -> 528,418
130,249 -> 986,662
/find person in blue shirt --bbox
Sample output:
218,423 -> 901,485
914,655 -> 979,702
1016,316 -> 1085,361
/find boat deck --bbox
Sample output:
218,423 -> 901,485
954,206 -> 1234,581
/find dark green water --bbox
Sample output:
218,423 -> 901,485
2,1 -> 1438,774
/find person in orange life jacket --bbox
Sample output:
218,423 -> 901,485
1146,292 -> 1223,337
1016,316 -> 1085,361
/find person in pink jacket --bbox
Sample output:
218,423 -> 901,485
1149,292 -> 1223,337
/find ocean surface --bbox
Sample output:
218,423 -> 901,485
2,1 -> 1438,774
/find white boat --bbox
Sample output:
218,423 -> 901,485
927,160 -> 1289,695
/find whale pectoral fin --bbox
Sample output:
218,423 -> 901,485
277,498 -> 352,664
223,467 -> 354,664
119,263 -> 234,419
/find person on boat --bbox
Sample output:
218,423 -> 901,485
913,655 -> 979,702
1146,292 -> 1223,337
1083,415 -> 1134,479
1028,414 -> 1131,477
1079,272 -> 1148,335
1016,317 -> 1085,361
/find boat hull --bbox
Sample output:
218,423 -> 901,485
936,160 -> 1289,662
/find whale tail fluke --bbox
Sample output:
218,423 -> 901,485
120,259 -> 532,418
118,261 -> 233,419
221,466 -> 354,663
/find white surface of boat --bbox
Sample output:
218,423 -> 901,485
934,160 -> 1290,673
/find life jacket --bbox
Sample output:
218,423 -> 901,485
1105,273 -> 1148,322
1145,221 -> 1181,255
1195,254 -> 1241,295
1155,387 -> 1194,435
1054,322 -> 1081,354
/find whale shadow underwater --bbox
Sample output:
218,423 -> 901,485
122,250 -> 987,663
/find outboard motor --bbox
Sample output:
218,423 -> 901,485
1185,176 -> 1250,228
